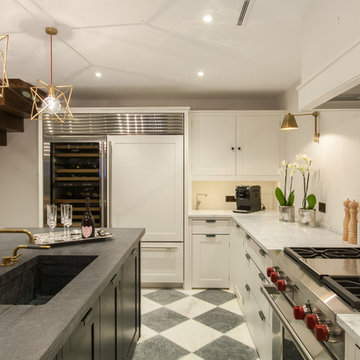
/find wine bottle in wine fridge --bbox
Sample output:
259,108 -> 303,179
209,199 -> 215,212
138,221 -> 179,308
81,198 -> 95,238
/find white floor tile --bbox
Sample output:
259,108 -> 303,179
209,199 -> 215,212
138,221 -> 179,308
162,319 -> 222,352
165,295 -> 216,318
179,353 -> 203,360
138,325 -> 158,343
219,298 -> 243,316
141,296 -> 162,315
177,289 -> 204,296
141,288 -> 158,295
226,323 -> 256,349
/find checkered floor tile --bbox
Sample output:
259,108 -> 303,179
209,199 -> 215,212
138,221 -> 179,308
133,289 -> 259,360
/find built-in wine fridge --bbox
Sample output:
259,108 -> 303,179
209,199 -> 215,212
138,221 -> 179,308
43,136 -> 107,228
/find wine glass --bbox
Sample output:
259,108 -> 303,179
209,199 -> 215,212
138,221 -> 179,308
61,204 -> 72,240
47,204 -> 57,241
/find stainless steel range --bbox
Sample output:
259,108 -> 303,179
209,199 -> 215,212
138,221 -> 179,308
262,247 -> 360,360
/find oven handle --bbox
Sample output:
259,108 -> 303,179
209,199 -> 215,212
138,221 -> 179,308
261,285 -> 314,360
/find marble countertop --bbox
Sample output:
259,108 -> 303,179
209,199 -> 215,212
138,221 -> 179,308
0,227 -> 144,360
337,314 -> 360,345
189,209 -> 351,250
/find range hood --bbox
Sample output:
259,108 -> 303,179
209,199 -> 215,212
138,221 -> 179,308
316,83 -> 360,109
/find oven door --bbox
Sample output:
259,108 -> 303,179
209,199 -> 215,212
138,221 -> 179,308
261,285 -> 337,360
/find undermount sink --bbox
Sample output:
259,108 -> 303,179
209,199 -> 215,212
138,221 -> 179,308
0,255 -> 97,305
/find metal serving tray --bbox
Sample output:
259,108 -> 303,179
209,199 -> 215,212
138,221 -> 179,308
33,229 -> 114,246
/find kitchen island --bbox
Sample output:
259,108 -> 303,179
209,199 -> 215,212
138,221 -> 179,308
0,227 -> 144,360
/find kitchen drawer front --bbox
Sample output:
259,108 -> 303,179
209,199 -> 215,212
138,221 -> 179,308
242,250 -> 270,321
243,231 -> 271,273
243,287 -> 272,360
192,219 -> 230,234
192,234 -> 229,288
141,242 -> 183,283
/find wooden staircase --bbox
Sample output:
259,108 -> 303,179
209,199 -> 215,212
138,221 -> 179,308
0,79 -> 43,146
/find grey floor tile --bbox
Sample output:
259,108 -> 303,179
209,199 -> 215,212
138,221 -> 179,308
194,336 -> 258,360
193,290 -> 236,306
133,335 -> 189,360
193,307 -> 244,333
142,307 -> 189,332
144,289 -> 189,305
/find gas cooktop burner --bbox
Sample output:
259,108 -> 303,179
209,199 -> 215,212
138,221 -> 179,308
285,247 -> 360,260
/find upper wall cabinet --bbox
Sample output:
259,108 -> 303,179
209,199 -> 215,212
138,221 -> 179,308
191,111 -> 282,181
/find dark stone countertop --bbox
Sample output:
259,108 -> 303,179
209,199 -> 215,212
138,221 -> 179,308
0,227 -> 145,360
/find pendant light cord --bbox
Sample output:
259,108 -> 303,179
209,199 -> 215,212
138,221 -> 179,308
50,34 -> 53,85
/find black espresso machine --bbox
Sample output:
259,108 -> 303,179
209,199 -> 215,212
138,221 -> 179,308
233,185 -> 261,213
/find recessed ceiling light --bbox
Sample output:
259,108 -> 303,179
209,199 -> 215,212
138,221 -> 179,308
197,71 -> 204,77
95,72 -> 102,78
203,15 -> 213,23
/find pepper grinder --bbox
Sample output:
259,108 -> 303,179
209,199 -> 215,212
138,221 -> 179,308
348,200 -> 358,244
343,199 -> 351,241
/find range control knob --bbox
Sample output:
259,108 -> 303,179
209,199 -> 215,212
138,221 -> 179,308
305,314 -> 319,329
270,272 -> 280,283
314,324 -> 329,342
293,306 -> 305,319
277,279 -> 287,291
266,267 -> 275,277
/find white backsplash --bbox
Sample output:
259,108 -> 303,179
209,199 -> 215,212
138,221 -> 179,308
192,181 -> 278,211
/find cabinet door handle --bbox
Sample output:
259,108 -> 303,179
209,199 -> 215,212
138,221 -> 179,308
259,248 -> 267,257
205,219 -> 216,223
236,224 -> 241,229
238,147 -> 241,150
82,308 -> 94,327
206,234 -> 216,237
245,284 -> 250,292
131,248 -> 136,256
245,234 -> 251,240
258,310 -> 266,321
231,147 -> 235,150
245,253 -> 251,260
258,272 -> 266,281
111,273 -> 121,286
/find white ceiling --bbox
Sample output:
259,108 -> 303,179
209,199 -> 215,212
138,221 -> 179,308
3,0 -> 312,100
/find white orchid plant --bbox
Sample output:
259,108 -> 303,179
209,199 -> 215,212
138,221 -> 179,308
275,160 -> 298,206
296,154 -> 317,210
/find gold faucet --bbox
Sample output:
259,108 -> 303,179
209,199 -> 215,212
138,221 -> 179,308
0,229 -> 35,244
0,244 -> 50,267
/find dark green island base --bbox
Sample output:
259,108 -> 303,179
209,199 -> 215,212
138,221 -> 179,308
0,227 -> 144,360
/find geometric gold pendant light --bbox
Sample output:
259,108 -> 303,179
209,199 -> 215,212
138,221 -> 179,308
31,27 -> 73,123
0,34 -> 9,101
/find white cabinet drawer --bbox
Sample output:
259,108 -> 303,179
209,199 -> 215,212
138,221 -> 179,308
192,219 -> 230,234
141,242 -> 183,284
192,234 -> 229,288
243,232 -> 271,273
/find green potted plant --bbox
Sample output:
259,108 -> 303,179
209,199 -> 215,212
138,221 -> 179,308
275,160 -> 297,222
296,154 -> 317,227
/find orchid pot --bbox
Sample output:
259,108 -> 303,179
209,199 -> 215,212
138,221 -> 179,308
279,205 -> 295,223
298,208 -> 316,227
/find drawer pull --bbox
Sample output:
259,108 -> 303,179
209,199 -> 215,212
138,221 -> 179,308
258,272 -> 266,281
206,234 -> 216,237
259,248 -> 267,257
205,219 -> 216,223
258,310 -> 266,321
245,284 -> 250,292
245,253 -> 251,260
236,224 -> 241,229
245,234 -> 251,240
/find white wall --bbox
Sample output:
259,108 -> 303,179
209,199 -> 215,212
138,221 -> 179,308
0,120 -> 39,228
280,85 -> 360,233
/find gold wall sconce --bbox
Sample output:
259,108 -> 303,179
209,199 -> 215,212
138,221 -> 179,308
31,27 -> 73,123
280,111 -> 320,143
0,35 -> 9,100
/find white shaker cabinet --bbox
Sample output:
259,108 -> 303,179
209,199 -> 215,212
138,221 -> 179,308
191,219 -> 230,288
191,111 -> 281,180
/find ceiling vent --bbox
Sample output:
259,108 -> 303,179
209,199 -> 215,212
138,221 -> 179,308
237,0 -> 255,26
